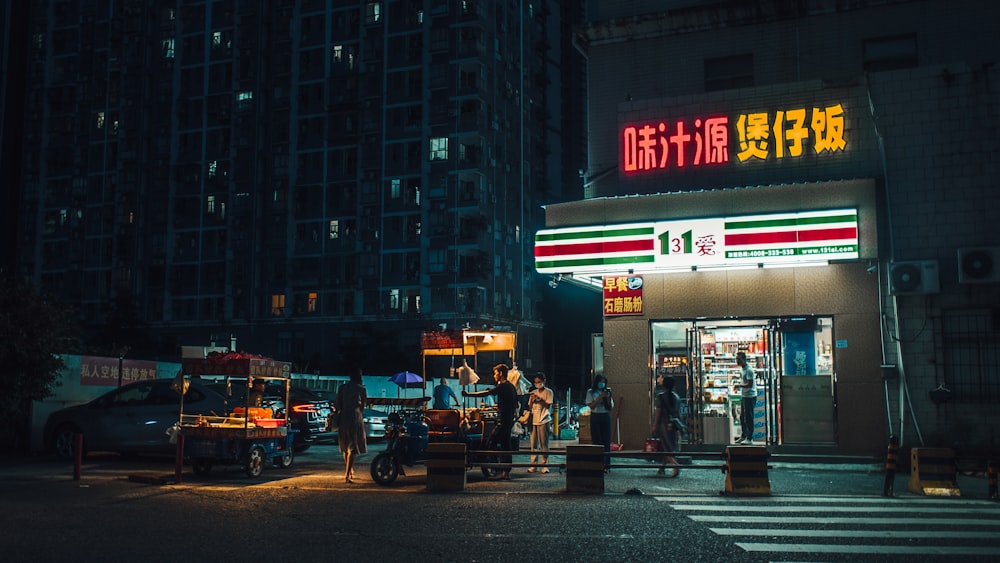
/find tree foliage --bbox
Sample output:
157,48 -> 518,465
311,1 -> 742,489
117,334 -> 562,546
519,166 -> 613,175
0,278 -> 82,448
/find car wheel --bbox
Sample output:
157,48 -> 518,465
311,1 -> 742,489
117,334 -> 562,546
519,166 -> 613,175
369,452 -> 400,485
192,459 -> 213,475
245,446 -> 265,478
273,450 -> 293,469
52,424 -> 83,461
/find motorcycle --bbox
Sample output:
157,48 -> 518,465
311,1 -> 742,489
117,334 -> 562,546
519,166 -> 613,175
368,401 -> 511,485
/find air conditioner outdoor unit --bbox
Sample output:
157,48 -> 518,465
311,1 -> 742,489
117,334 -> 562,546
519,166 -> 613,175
957,246 -> 999,284
889,260 -> 940,295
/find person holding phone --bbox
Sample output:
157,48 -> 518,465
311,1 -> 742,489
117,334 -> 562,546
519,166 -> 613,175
527,374 -> 553,473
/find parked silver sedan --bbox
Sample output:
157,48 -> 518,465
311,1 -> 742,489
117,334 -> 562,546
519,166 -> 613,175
43,378 -> 228,460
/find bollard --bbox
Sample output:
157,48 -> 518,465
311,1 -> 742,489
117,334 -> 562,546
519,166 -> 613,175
426,442 -> 467,492
908,447 -> 960,496
73,433 -> 83,481
988,460 -> 998,500
882,435 -> 898,497
722,445 -> 770,495
565,445 -> 604,493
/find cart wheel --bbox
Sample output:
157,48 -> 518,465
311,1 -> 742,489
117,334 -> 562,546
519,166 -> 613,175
245,446 -> 265,478
192,459 -> 213,475
369,452 -> 400,485
273,450 -> 293,469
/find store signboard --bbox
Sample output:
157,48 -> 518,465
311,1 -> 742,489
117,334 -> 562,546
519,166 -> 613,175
603,275 -> 643,316
621,103 -> 846,175
535,208 -> 859,275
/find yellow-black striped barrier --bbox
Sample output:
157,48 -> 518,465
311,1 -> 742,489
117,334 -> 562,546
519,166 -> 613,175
426,442 -> 467,492
907,447 -> 960,496
722,445 -> 770,495
565,445 -> 604,494
883,435 -> 898,497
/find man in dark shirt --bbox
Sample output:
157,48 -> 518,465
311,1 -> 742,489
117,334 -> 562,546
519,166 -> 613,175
464,363 -> 517,480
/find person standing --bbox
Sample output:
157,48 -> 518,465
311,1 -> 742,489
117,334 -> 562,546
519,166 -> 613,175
335,367 -> 368,483
527,374 -> 553,473
585,374 -> 614,472
652,374 -> 681,477
463,363 -> 518,480
736,351 -> 758,444
432,377 -> 459,410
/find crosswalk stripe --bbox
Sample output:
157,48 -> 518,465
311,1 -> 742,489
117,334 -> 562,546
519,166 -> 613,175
710,528 -> 1000,539
735,543 -> 1000,556
689,515 -> 1000,525
672,504 -> 999,514
655,495 -> 999,505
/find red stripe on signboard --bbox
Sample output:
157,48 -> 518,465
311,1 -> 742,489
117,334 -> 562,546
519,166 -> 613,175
726,227 -> 856,247
795,226 -> 857,242
534,238 -> 654,257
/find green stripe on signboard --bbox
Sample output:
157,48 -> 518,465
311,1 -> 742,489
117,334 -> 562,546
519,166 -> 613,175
725,213 -> 856,231
535,226 -> 653,242
535,255 -> 656,270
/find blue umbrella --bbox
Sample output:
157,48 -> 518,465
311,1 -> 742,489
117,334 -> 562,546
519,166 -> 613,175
389,371 -> 423,396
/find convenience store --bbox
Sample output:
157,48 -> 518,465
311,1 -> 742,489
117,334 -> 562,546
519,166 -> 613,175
536,179 -> 885,456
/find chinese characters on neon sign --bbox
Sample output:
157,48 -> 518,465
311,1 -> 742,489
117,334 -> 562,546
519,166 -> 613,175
622,103 -> 846,174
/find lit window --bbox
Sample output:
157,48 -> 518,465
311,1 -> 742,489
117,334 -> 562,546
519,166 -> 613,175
237,91 -> 253,110
208,160 -> 217,178
333,45 -> 343,63
329,220 -> 340,239
429,137 -> 448,161
212,32 -> 222,47
162,38 -> 175,58
391,179 -> 401,199
307,292 -> 318,313
271,294 -> 285,316
207,195 -> 216,213
96,111 -> 105,129
366,2 -> 382,24
389,289 -> 400,310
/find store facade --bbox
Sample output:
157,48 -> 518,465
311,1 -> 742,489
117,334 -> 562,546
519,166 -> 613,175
538,180 -> 883,455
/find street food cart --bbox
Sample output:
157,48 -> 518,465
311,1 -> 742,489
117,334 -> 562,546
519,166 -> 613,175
177,352 -> 295,478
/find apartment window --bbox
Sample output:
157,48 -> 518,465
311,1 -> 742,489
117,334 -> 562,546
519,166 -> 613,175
332,45 -> 343,63
162,38 -> 175,58
429,137 -> 448,161
271,294 -> 285,316
329,219 -> 340,239
390,178 -> 401,199
307,292 -> 318,313
429,249 -> 446,273
366,2 -> 382,24
208,160 -> 217,178
389,288 -> 400,310
96,111 -> 105,129
206,195 -> 216,213
863,34 -> 918,72
237,91 -> 253,110
704,54 -> 754,92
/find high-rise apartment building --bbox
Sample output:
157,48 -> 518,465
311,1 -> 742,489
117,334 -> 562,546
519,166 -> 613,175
19,1 -> 584,374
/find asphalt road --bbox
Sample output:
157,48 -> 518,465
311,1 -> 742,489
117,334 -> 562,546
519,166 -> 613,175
2,444 -> 997,562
